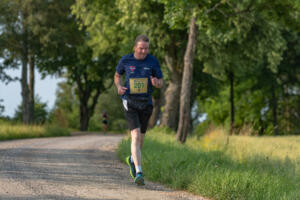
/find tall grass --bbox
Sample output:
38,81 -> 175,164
0,123 -> 70,140
117,127 -> 299,200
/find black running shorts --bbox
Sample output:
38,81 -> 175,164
123,99 -> 153,134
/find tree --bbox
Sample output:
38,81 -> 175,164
0,49 -> 18,116
0,0 -> 36,123
91,85 -> 127,132
34,1 -> 115,131
0,0 -> 77,124
177,14 -> 198,143
0,99 -> 4,116
156,0 -> 202,142
277,31 -> 300,134
73,0 -> 189,130
199,0 -> 300,134
156,0 -> 300,141
50,80 -> 80,129
40,42 -> 114,131
14,95 -> 49,124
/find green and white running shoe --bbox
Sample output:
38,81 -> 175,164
126,156 -> 136,179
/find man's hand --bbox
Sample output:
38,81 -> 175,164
117,86 -> 128,95
114,72 -> 127,95
150,76 -> 162,88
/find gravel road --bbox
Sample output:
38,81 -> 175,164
0,134 -> 207,200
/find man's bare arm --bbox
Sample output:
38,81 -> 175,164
114,72 -> 128,95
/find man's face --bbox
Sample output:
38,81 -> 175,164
134,41 -> 149,60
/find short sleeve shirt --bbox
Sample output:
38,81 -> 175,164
116,53 -> 163,102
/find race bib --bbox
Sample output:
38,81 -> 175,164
129,78 -> 148,94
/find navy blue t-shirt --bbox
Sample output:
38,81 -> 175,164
116,53 -> 163,104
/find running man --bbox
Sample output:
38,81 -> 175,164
114,35 -> 163,185
102,111 -> 108,132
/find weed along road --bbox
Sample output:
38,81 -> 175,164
0,134 -> 207,200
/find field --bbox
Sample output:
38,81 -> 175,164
0,122 -> 70,140
117,127 -> 300,200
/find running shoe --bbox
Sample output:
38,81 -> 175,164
126,156 -> 136,179
134,172 -> 145,186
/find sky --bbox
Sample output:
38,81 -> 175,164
0,68 -> 63,117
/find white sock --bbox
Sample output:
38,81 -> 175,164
136,165 -> 142,173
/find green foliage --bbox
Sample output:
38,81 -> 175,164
35,0 -> 117,130
49,80 -> 80,130
200,29 -> 300,135
1,0 -> 299,135
117,129 -> 300,200
13,96 -> 49,124
192,120 -> 214,137
71,0 -> 129,56
90,85 -> 127,132
0,99 -> 4,116
44,126 -> 70,137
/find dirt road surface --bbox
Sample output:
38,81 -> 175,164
0,134 -> 208,200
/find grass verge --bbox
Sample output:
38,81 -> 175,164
0,124 -> 70,141
117,127 -> 299,200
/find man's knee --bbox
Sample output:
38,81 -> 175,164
131,128 -> 141,144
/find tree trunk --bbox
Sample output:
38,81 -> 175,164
21,20 -> 30,124
77,72 -> 102,131
80,101 -> 90,131
28,53 -> 35,123
160,54 -> 181,130
176,15 -> 197,143
21,56 -> 30,124
229,71 -> 235,135
272,84 -> 278,135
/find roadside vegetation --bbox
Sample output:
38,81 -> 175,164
117,127 -> 300,200
0,120 -> 70,141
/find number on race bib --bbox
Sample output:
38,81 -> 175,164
130,78 -> 148,94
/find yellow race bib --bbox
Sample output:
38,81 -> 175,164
130,78 -> 148,94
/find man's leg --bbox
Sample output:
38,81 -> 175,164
139,132 -> 145,149
131,128 -> 146,171
131,128 -> 145,185
131,128 -> 142,173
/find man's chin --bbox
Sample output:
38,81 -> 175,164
137,56 -> 146,60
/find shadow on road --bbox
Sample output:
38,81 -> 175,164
0,146 -> 172,200
0,148 -> 127,185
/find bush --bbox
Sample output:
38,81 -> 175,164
0,124 -> 70,141
110,119 -> 127,132
44,126 -> 70,137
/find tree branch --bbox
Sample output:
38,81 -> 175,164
205,1 -> 224,15
227,0 -> 255,15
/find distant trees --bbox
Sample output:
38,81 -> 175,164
14,96 -> 49,124
0,99 -> 4,116
49,81 -> 80,129
156,0 -> 300,141
0,0 -> 38,124
37,0 -> 115,131
0,0 -> 77,124
0,0 -> 115,130
1,0 -> 299,137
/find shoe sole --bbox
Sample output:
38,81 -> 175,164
134,176 -> 145,186
126,157 -> 135,179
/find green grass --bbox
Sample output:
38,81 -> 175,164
117,127 -> 300,200
0,123 -> 70,140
